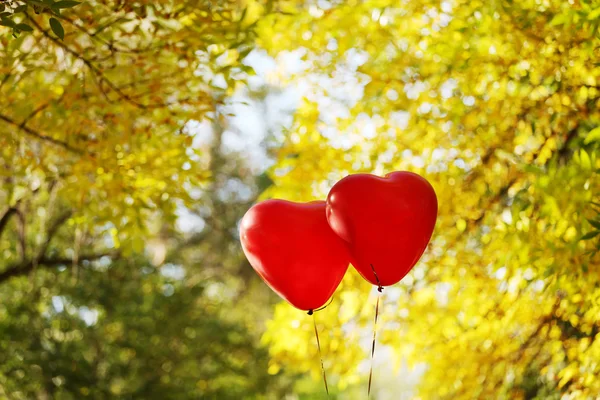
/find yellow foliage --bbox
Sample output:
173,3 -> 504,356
257,0 -> 600,397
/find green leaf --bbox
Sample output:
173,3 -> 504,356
132,236 -> 145,253
589,8 -> 600,20
239,7 -> 247,22
581,231 -> 600,240
49,17 -> 64,39
53,1 -> 81,9
256,172 -> 274,192
0,18 -> 15,28
550,13 -> 568,26
588,219 -> 600,230
584,127 -> 600,144
238,46 -> 253,59
27,0 -> 50,7
14,5 -> 27,13
15,23 -> 33,32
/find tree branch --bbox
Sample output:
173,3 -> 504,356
0,253 -> 114,284
0,113 -> 84,154
27,15 -> 174,110
0,207 -> 18,239
36,210 -> 72,260
19,92 -> 66,129
557,125 -> 579,163
59,14 -> 165,55
15,208 -> 26,261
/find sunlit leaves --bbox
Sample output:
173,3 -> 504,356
2,0 -> 600,396
0,0 -> 279,267
0,0 -> 81,38
0,1 -> 304,397
584,127 -> 600,144
257,0 -> 600,397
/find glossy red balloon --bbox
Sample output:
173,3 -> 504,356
325,171 -> 437,287
240,199 -> 350,311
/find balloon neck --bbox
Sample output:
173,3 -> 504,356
307,310 -> 314,315
377,286 -> 383,292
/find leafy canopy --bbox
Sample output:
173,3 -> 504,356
258,0 -> 600,398
0,0 -> 306,398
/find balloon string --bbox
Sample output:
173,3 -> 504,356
313,313 -> 330,397
368,292 -> 381,398
370,263 -> 384,292
307,295 -> 334,315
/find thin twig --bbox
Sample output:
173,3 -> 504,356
0,113 -> 83,154
0,253 -> 116,284
27,14 -> 175,110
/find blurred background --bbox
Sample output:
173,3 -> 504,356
1,0 -> 600,398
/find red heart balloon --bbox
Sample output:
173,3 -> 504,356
325,171 -> 437,287
240,199 -> 350,311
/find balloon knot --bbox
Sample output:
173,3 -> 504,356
377,286 -> 384,293
307,310 -> 314,315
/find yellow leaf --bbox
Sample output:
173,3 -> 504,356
580,149 -> 592,170
584,127 -> 600,144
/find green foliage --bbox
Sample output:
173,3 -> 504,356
0,0 -> 268,275
0,0 -> 80,38
0,259 -> 292,399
